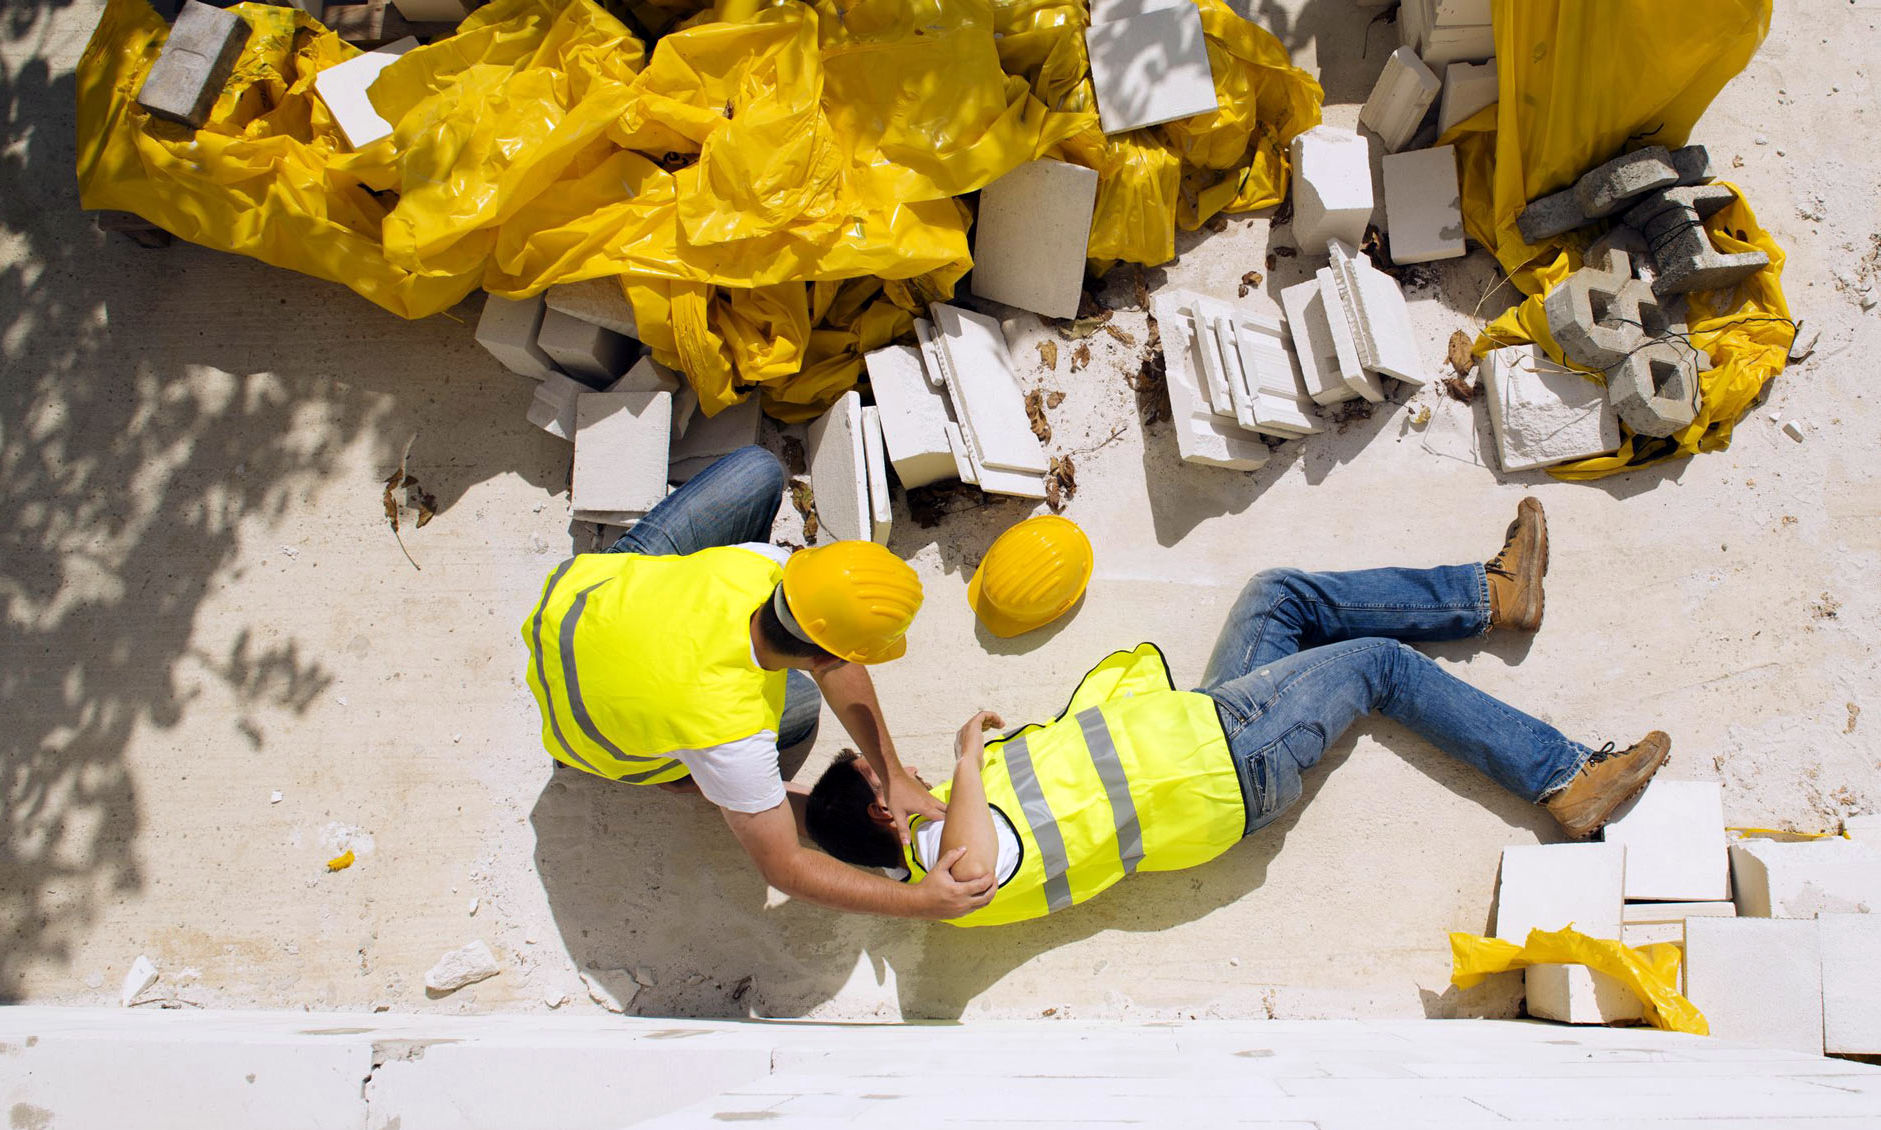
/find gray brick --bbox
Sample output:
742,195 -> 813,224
1574,146 -> 1678,218
1624,185 -> 1770,296
1584,225 -> 1654,287
1606,335 -> 1701,438
136,1 -> 251,128
1544,255 -> 1669,372
1670,144 -> 1714,185
1515,188 -> 1585,243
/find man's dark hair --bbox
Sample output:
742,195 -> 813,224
805,752 -> 903,870
755,587 -> 836,663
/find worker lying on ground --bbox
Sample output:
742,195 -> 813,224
806,499 -> 1670,924
522,445 -> 993,920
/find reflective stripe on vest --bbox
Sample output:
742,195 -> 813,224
1000,732 -> 1074,913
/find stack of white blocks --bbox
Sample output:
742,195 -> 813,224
1400,0 -> 1494,69
1496,843 -> 1638,1025
1150,289 -> 1321,472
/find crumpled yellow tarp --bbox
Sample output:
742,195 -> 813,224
77,0 -> 1321,420
1451,926 -> 1709,1036
1440,0 -> 1792,479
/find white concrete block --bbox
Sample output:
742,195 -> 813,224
572,391 -> 672,517
543,277 -> 640,338
807,392 -> 869,544
526,372 -> 594,442
390,0 -> 472,19
1084,5 -> 1219,134
1381,146 -> 1465,264
931,304 -> 1048,475
1288,127 -> 1374,250
475,293 -> 558,380
1216,306 -> 1322,437
1730,839 -> 1881,918
1438,59 -> 1498,136
1421,22 -> 1494,68
1432,0 -> 1491,23
943,422 -> 978,484
1683,917 -> 1824,1054
1480,343 -> 1617,472
970,159 -> 1099,320
536,308 -> 635,386
1623,900 -> 1737,924
1399,0 -> 1429,51
860,406 -> 892,545
1495,843 -> 1626,941
1358,45 -> 1440,153
312,36 -> 416,150
864,345 -> 956,489
1150,293 -> 1269,472
423,940 -> 501,993
1819,912 -> 1881,1054
1848,813 -> 1881,847
1090,0 -> 1187,19
667,397 -> 761,483
1280,278 -> 1357,405
1601,779 -> 1730,901
1620,921 -> 1684,948
671,384 -> 699,440
1314,267 -> 1385,402
1327,239 -> 1425,385
1524,964 -> 1644,1025
615,355 -> 681,393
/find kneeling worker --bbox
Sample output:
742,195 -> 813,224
523,445 -> 994,920
806,499 -> 1669,924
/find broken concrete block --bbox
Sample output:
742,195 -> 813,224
136,1 -> 252,129
1585,224 -> 1657,289
572,391 -> 672,517
1516,188 -> 1587,244
1729,838 -> 1881,918
580,969 -> 634,1013
1495,843 -> 1626,941
614,355 -> 680,393
1669,144 -> 1714,186
1624,185 -> 1770,295
1381,146 -> 1465,264
1327,240 -> 1425,385
863,345 -> 956,489
1358,46 -> 1440,154
1601,780 -> 1730,901
1398,0 -> 1429,52
1431,0 -> 1491,22
1544,257 -> 1671,371
1787,325 -> 1819,363
1623,901 -> 1736,925
1820,913 -> 1881,1054
526,372 -> 595,442
1573,146 -> 1678,219
1289,127 -> 1374,251
1150,293 -> 1269,472
1683,917 -> 1823,1054
1437,59 -> 1497,136
120,955 -> 159,1006
311,36 -> 416,150
1606,337 -> 1700,438
860,406 -> 892,545
1480,343 -> 1619,472
424,941 -> 501,994
932,305 -> 1049,475
1313,268 -> 1386,402
1524,963 -> 1644,1025
1084,4 -> 1219,134
1217,306 -> 1321,437
1280,278 -> 1357,405
970,160 -> 1099,321
536,308 -> 635,387
1420,22 -> 1494,68
475,293 -> 559,381
915,317 -> 1042,496
389,0 -> 470,20
667,397 -> 761,484
543,277 -> 639,339
807,392 -> 869,544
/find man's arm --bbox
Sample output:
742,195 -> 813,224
722,801 -> 994,919
812,659 -> 946,839
938,711 -> 1002,882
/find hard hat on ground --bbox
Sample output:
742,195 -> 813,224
967,515 -> 1094,639
780,541 -> 923,664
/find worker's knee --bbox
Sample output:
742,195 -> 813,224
1242,567 -> 1309,612
720,444 -> 787,499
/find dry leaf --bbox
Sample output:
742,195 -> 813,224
326,850 -> 355,872
1439,375 -> 1478,404
1129,316 -> 1170,425
1238,270 -> 1264,298
1070,343 -> 1092,371
1204,213 -> 1230,233
1132,267 -> 1149,312
1044,454 -> 1078,513
1446,330 -> 1477,378
1046,390 -> 1065,409
1024,388 -> 1053,445
1101,323 -> 1136,346
1037,340 -> 1059,370
1057,310 -> 1113,340
382,433 -> 429,570
788,478 -> 819,543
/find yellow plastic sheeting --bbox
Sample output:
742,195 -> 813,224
1450,926 -> 1708,1036
1474,185 -> 1791,478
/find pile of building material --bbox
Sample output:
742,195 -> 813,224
1490,779 -> 1881,1057
968,159 -> 1100,321
805,392 -> 894,544
1541,244 -> 1707,438
1398,0 -> 1493,69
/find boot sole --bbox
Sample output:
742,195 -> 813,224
1555,734 -> 1671,840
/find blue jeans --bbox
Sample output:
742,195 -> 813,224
604,445 -> 820,757
1199,567 -> 1594,836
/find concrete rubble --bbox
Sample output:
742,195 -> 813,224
969,160 -> 1099,321
1358,45 -> 1440,154
863,345 -> 956,489
1729,839 -> 1881,918
1517,143 -> 1717,245
1399,0 -> 1493,69
1437,59 -> 1497,136
860,406 -> 892,545
927,306 -> 1048,498
1149,292 -> 1271,472
1479,343 -> 1619,473
423,941 -> 501,994
135,0 -> 251,128
536,309 -> 636,387
543,278 -> 639,339
1326,239 -> 1426,385
1541,247 -> 1704,439
1288,127 -> 1374,251
1495,843 -> 1630,1027
1605,337 -> 1703,438
667,397 -> 760,485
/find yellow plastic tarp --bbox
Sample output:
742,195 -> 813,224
1441,0 -> 1792,479
1450,926 -> 1708,1036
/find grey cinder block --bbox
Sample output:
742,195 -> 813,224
1544,254 -> 1670,372
1624,185 -> 1770,296
1670,144 -> 1714,186
1606,335 -> 1701,438
136,1 -> 252,129
1574,146 -> 1678,219
1515,188 -> 1586,244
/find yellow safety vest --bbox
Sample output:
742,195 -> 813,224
905,643 -> 1244,926
521,547 -> 787,784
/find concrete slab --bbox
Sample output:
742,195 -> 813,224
1084,5 -> 1219,134
1289,127 -> 1375,251
1729,839 -> 1881,918
571,391 -> 671,518
474,293 -> 559,381
1381,146 -> 1465,264
311,36 -> 416,150
543,277 -> 639,339
863,345 -> 956,489
860,406 -> 892,545
1480,343 -> 1619,473
1358,46 -> 1440,154
1601,780 -> 1730,901
806,391 -> 868,544
1437,59 -> 1497,136
135,1 -> 251,129
1150,293 -> 1269,471
970,160 -> 1099,321
1819,912 -> 1881,1054
1684,918 -> 1824,1054
1495,843 -> 1626,941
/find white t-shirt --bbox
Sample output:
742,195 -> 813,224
890,807 -> 1023,886
668,542 -> 795,814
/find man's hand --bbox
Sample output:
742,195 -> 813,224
912,846 -> 996,919
880,765 -> 946,846
954,711 -> 1003,761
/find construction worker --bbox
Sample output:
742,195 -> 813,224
523,445 -> 994,920
805,499 -> 1671,924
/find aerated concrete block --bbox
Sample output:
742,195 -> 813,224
1573,146 -> 1678,219
136,1 -> 252,128
1084,5 -> 1219,134
1623,901 -> 1736,925
1327,240 -> 1424,385
1420,22 -> 1494,68
312,36 -> 416,150
1381,146 -> 1464,264
543,277 -> 639,338
1524,964 -> 1644,1025
1729,839 -> 1881,918
1437,59 -> 1497,136
1624,184 -> 1770,296
1495,843 -> 1626,942
1516,188 -> 1587,244
667,397 -> 761,484
1281,278 -> 1357,405
863,345 -> 956,489
537,308 -> 636,386
1150,293 -> 1270,471
614,355 -> 680,393
1358,46 -> 1440,154
1820,912 -> 1881,1054
1606,337 -> 1700,439
932,304 -> 1048,475
1619,922 -> 1684,948
1601,780 -> 1729,901
970,159 -> 1099,321
1289,127 -> 1374,251
1313,267 -> 1385,402
572,391 -> 673,518
807,391 -> 869,544
1543,255 -> 1670,371
860,405 -> 892,545
475,293 -> 559,380
1480,343 -> 1618,472
526,372 -> 596,442
1683,917 -> 1823,1054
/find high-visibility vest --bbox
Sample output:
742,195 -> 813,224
520,547 -> 787,784
904,643 -> 1244,926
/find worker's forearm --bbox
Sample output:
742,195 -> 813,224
766,847 -> 928,918
938,751 -> 997,882
819,663 -> 904,773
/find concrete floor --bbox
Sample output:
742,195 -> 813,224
2,1 -> 1877,1022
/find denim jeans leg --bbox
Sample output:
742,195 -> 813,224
1201,566 -> 1491,690
1206,637 -> 1591,833
607,445 -> 786,556
775,670 -> 822,780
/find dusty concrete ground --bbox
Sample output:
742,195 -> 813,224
3,1 -> 1878,1022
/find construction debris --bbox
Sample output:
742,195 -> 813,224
1084,3 -> 1219,135
135,1 -> 251,129
1381,146 -> 1465,264
1685,918 -> 1822,1052
1327,239 -> 1426,385
1289,127 -> 1374,251
475,294 -> 558,381
924,306 -> 1049,499
311,37 -> 417,150
120,955 -> 159,1007
807,392 -> 869,544
1359,45 -> 1440,154
423,940 -> 501,994
1516,143 -> 1716,245
1480,344 -> 1618,473
970,160 -> 1100,321
1149,292 -> 1270,471
860,406 -> 893,544
1400,0 -> 1493,68
570,391 -> 671,522
543,278 -> 640,338
536,308 -> 636,386
1437,59 -> 1497,135
1624,183 -> 1772,295
1601,781 -> 1729,901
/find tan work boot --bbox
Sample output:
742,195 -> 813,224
1544,732 -> 1671,839
1487,497 -> 1548,632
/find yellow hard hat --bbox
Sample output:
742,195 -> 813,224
967,515 -> 1094,639
780,541 -> 923,664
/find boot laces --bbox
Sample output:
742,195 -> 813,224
1586,741 -> 1620,766
1486,520 -> 1522,579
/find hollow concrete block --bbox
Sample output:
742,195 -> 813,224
1820,912 -> 1881,1054
475,293 -> 558,381
1600,780 -> 1730,901
1729,839 -> 1881,918
1545,262 -> 1671,372
1288,127 -> 1374,251
970,159 -> 1099,321
1524,964 -> 1644,1026
136,1 -> 252,128
1358,45 -> 1440,154
1683,917 -> 1823,1054
1381,146 -> 1464,264
1605,336 -> 1700,438
1573,146 -> 1678,219
1624,185 -> 1771,296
